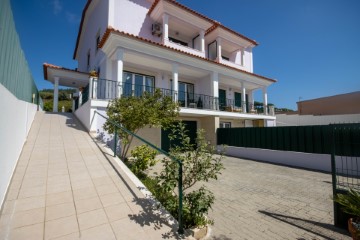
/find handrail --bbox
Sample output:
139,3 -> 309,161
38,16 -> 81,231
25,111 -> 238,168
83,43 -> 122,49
93,110 -> 184,234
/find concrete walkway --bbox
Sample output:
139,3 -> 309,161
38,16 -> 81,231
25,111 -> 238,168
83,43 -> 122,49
0,112 -> 177,240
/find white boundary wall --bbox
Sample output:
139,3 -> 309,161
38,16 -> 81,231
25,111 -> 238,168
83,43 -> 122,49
219,146 -> 346,173
0,84 -> 39,207
276,113 -> 360,126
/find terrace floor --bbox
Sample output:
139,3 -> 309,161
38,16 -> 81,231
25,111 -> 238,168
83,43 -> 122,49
0,112 -> 177,240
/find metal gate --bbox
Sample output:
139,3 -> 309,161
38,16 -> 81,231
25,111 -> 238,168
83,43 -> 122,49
331,124 -> 360,228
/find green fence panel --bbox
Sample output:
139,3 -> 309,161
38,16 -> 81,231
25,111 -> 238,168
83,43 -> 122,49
0,0 -> 40,104
217,124 -> 360,156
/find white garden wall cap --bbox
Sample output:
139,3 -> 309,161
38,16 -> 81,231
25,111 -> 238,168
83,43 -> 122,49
99,27 -> 277,83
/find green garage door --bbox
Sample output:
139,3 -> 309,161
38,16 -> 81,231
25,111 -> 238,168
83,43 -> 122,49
161,121 -> 197,152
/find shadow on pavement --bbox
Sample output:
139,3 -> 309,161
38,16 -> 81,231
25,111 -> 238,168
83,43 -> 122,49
258,210 -> 349,240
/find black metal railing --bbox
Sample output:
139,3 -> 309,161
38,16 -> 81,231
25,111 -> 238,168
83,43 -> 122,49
81,84 -> 89,105
90,78 -> 272,115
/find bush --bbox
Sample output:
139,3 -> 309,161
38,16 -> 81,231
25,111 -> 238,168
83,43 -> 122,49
128,145 -> 157,178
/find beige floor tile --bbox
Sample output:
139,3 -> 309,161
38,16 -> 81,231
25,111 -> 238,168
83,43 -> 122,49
12,195 -> 46,213
104,202 -> 133,222
46,202 -> 76,221
18,185 -> 46,199
77,209 -> 108,231
110,218 -> 146,239
71,179 -> 94,190
45,215 -> 78,240
99,192 -> 126,208
80,223 -> 116,240
95,183 -> 119,196
47,183 -> 72,194
92,176 -> 113,187
73,187 -> 98,201
52,232 -> 80,240
6,222 -> 44,240
74,196 -> 102,214
46,191 -> 73,206
1,207 -> 44,229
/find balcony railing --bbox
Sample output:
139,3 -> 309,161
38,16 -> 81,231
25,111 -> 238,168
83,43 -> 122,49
88,78 -> 273,116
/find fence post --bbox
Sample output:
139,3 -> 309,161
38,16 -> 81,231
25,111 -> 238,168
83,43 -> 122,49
178,161 -> 184,234
114,127 -> 118,157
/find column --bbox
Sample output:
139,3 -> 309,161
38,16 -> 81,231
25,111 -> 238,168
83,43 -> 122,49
216,37 -> 222,63
115,48 -> 124,98
248,90 -> 254,112
53,77 -> 59,112
200,29 -> 205,53
172,63 -> 179,102
263,87 -> 268,115
211,72 -> 219,110
241,82 -> 247,113
162,14 -> 169,43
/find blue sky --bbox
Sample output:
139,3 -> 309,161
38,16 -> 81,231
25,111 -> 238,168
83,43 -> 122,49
10,0 -> 360,109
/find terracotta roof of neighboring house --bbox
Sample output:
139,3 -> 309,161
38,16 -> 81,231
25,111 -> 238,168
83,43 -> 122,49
74,0 -> 257,59
73,0 -> 92,59
99,27 -> 276,83
205,22 -> 258,46
43,63 -> 88,80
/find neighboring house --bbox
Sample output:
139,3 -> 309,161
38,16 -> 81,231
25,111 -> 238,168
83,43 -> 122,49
43,0 -> 277,150
277,91 -> 360,126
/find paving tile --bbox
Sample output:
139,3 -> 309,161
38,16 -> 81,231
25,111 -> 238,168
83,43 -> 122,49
46,202 -> 76,221
73,187 -> 98,201
77,208 -> 108,231
99,192 -> 126,208
92,176 -> 113,187
0,207 -> 44,229
46,191 -> 74,206
44,214 -> 79,240
18,185 -> 46,199
74,196 -> 102,214
80,223 -> 116,240
95,183 -> 119,196
104,202 -> 132,222
52,232 -> 80,240
5,222 -> 44,240
110,218 -> 147,239
12,195 -> 45,213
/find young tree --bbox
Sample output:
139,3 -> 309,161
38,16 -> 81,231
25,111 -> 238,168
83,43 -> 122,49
104,89 -> 179,159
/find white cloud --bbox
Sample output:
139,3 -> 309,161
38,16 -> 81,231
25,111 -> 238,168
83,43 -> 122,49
52,0 -> 62,15
66,11 -> 80,24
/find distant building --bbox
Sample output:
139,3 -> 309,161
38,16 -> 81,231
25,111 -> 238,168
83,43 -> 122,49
297,91 -> 360,115
277,91 -> 360,126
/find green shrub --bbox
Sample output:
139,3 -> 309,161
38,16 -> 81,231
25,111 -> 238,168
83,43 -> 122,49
128,145 -> 157,178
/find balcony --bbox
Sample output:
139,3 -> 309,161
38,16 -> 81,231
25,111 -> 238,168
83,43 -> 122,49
79,78 -> 273,116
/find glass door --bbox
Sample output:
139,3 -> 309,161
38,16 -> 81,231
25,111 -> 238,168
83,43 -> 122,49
219,89 -> 226,110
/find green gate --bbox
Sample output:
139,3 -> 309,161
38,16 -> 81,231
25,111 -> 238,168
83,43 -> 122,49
161,121 -> 197,152
331,124 -> 360,228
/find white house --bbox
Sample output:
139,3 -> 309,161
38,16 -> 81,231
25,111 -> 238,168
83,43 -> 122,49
43,0 -> 277,151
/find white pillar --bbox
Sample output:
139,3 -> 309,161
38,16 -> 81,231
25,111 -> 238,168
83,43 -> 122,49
248,90 -> 254,111
172,63 -> 178,102
211,72 -> 219,110
115,48 -> 124,98
162,14 -> 169,43
263,87 -> 268,115
200,30 -> 205,53
216,37 -> 222,63
53,77 -> 59,112
241,82 -> 247,113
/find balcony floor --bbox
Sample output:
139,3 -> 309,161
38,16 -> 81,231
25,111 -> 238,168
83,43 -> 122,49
0,112 -> 178,240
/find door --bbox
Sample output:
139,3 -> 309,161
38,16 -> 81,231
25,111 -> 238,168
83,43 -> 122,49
161,121 -> 197,152
219,89 -> 226,110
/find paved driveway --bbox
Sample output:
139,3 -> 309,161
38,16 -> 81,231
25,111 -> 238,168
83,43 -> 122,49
205,156 -> 350,240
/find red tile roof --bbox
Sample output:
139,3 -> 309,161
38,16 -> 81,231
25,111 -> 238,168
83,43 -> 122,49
205,22 -> 258,46
99,27 -> 276,83
43,63 -> 88,80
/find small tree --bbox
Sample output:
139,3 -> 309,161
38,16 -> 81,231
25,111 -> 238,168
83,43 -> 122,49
104,89 -> 179,159
155,122 -> 224,228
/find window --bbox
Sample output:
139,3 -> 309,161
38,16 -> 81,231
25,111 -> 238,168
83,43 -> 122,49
169,37 -> 188,47
220,122 -> 231,128
87,50 -> 90,70
122,71 -> 155,97
222,56 -> 230,61
171,81 -> 194,107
